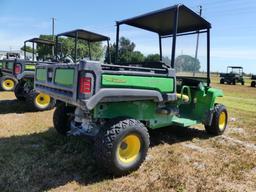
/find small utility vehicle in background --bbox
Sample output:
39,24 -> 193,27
13,38 -> 57,110
35,5 -> 228,176
251,75 -> 256,87
220,66 -> 244,85
0,52 -> 20,91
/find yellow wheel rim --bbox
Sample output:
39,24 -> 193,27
219,111 -> 226,130
35,93 -> 51,108
117,134 -> 141,164
2,79 -> 15,90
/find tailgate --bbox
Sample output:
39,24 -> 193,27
35,62 -> 79,104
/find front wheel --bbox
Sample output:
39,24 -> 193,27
251,81 -> 255,87
94,119 -> 150,176
205,104 -> 228,135
27,90 -> 56,111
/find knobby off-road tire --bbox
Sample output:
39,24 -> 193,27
94,118 -> 150,176
27,90 -> 56,111
205,104 -> 228,135
53,103 -> 75,135
0,76 -> 17,91
220,79 -> 224,84
241,81 -> 244,85
251,81 -> 256,87
14,81 -> 26,101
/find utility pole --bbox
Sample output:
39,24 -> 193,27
51,17 -> 56,56
193,5 -> 202,77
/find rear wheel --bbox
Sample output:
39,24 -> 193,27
94,118 -> 150,176
232,79 -> 236,85
53,103 -> 75,135
27,90 -> 56,111
205,104 -> 228,135
0,77 -> 16,91
14,81 -> 26,101
251,81 -> 255,87
220,79 -> 224,84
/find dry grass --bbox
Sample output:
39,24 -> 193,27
0,78 -> 255,192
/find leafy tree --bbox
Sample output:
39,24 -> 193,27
29,34 -> 105,61
175,55 -> 200,72
130,51 -> 145,62
20,45 -> 34,53
145,54 -> 160,62
106,37 -> 145,63
37,35 -> 54,60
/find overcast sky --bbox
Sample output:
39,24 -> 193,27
0,0 -> 255,73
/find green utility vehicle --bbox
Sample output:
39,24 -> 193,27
12,38 -> 56,110
0,52 -> 21,91
35,5 -> 228,176
220,66 -> 244,85
251,75 -> 256,87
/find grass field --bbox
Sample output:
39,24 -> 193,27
0,77 -> 255,192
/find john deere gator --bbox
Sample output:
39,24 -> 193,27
34,5 -> 228,176
10,38 -> 57,110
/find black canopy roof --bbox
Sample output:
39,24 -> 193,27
24,38 -> 55,45
57,29 -> 110,42
117,4 -> 211,36
228,66 -> 243,69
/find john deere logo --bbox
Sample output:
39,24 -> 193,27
104,77 -> 127,83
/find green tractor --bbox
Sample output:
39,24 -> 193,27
251,75 -> 256,87
6,38 -> 56,110
34,4 -> 228,176
220,66 -> 244,85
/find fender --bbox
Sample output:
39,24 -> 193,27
86,88 -> 164,110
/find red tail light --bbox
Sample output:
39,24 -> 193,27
15,64 -> 21,74
79,77 -> 91,94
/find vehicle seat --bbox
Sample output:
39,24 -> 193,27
176,93 -> 190,103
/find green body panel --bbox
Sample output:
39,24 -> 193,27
102,74 -> 174,93
93,100 -> 176,129
54,69 -> 75,86
36,68 -> 47,82
93,86 -> 223,129
25,64 -> 35,71
178,87 -> 223,122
